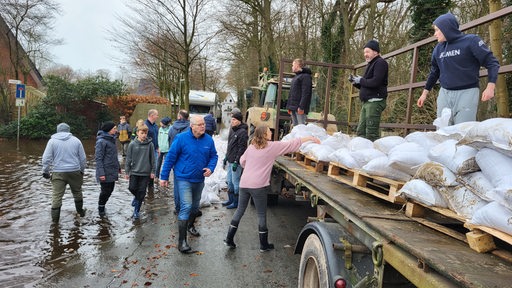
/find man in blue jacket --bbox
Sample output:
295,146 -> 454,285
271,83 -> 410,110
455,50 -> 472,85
417,12 -> 500,125
159,115 -> 218,253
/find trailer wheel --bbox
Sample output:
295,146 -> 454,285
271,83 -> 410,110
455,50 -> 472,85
298,234 -> 329,288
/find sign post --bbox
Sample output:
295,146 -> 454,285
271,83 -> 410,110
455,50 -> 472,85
10,80 -> 23,150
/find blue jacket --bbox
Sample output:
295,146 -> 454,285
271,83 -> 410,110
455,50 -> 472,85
95,130 -> 120,182
204,113 -> 217,133
145,119 -> 159,150
160,129 -> 218,183
425,13 -> 500,91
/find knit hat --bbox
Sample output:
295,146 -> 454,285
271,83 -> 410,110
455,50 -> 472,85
56,123 -> 70,133
231,107 -> 241,115
364,40 -> 380,53
161,117 -> 171,126
101,121 -> 116,132
232,112 -> 243,122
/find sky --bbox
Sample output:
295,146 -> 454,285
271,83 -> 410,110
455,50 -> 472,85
50,0 -> 130,76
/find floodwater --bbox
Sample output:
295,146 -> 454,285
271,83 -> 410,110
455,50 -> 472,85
0,138 -> 173,287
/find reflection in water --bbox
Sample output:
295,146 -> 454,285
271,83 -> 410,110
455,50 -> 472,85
0,139 -> 173,287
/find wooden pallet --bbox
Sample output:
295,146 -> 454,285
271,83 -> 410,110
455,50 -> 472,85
295,153 -> 329,173
327,162 -> 406,204
405,201 -> 512,254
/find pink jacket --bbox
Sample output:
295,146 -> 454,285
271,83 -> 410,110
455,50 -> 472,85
239,138 -> 302,188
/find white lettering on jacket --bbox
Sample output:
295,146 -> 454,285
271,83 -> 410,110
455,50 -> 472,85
439,49 -> 461,58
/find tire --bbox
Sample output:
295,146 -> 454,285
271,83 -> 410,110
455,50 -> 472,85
298,234 -> 329,288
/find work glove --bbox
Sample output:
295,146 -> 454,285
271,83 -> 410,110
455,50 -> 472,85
42,172 -> 51,179
352,75 -> 362,84
232,162 -> 238,172
223,157 -> 227,170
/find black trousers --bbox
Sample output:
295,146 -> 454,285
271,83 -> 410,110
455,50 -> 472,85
99,182 -> 115,206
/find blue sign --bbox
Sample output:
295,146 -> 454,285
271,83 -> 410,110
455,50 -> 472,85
16,84 -> 26,99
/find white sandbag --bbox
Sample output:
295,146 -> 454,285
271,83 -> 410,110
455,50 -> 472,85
436,121 -> 478,140
475,148 -> 512,188
398,179 -> 448,208
307,144 -> 335,162
428,139 -> 479,175
321,133 -> 351,150
330,148 -> 360,169
350,148 -> 386,168
491,186 -> 512,211
388,142 -> 429,176
405,131 -> 448,150
362,156 -> 411,182
348,137 -> 374,151
438,186 -> 488,219
285,124 -> 329,141
458,118 -> 512,156
414,162 -> 458,187
470,202 -> 512,235
433,107 -> 451,129
457,172 -> 497,202
373,136 -> 406,154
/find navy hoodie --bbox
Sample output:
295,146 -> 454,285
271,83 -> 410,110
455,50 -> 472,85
425,13 -> 500,91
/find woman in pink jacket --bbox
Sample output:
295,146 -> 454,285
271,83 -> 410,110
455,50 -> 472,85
224,125 -> 320,252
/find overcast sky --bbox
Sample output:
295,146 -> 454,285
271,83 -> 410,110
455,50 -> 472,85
50,0 -> 129,76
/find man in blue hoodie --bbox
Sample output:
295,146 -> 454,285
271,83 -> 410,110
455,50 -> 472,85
417,12 -> 500,125
42,123 -> 87,223
160,115 -> 218,253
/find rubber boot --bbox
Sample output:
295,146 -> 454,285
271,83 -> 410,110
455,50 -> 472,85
98,205 -> 106,217
187,211 -> 200,237
224,224 -> 238,249
75,200 -> 86,217
226,193 -> 238,209
131,197 -> 136,207
222,191 -> 234,206
178,220 -> 192,253
51,207 -> 61,223
133,199 -> 141,219
259,230 -> 274,252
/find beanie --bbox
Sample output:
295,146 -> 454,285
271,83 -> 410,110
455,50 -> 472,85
364,40 -> 380,53
231,107 -> 241,115
161,117 -> 171,126
57,123 -> 70,133
101,121 -> 116,132
232,112 -> 243,122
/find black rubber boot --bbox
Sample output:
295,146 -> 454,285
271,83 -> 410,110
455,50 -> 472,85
224,224 -> 238,249
51,207 -> 61,223
187,211 -> 200,237
98,205 -> 106,217
178,220 -> 192,253
75,200 -> 86,217
259,229 -> 274,252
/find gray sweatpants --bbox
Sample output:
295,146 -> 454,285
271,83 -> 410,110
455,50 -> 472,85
437,87 -> 479,125
230,186 -> 270,231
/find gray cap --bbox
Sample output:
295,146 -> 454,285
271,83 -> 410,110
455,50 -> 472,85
231,107 -> 241,115
57,123 -> 70,133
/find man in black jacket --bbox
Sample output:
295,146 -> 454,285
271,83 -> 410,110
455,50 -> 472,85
223,112 -> 248,209
350,40 -> 388,141
286,58 -> 312,126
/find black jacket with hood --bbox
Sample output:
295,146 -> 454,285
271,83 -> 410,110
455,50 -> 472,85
226,123 -> 248,163
286,67 -> 313,113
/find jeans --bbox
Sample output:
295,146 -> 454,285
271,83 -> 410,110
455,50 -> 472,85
173,173 -> 180,211
231,186 -> 270,230
176,180 -> 204,221
226,162 -> 242,194
291,111 -> 307,126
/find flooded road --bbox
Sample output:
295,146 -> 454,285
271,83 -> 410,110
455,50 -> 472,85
0,137 -> 314,287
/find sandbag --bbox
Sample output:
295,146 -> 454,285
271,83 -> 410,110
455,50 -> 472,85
350,148 -> 386,168
330,148 -> 359,169
438,186 -> 488,219
373,136 -> 406,155
428,139 -> 479,175
398,179 -> 448,208
470,202 -> 512,235
388,142 -> 429,176
362,156 -> 411,182
414,162 -> 458,187
475,148 -> 512,188
458,118 -> 512,156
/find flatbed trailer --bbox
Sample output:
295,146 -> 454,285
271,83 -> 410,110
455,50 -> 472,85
273,156 -> 512,288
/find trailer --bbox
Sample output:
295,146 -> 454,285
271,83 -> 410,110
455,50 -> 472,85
271,156 -> 512,287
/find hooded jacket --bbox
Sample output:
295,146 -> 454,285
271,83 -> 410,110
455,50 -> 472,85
204,113 -> 217,133
353,55 -> 388,102
42,131 -> 86,173
286,67 -> 313,113
425,13 -> 500,91
168,119 -> 190,144
95,130 -> 120,182
160,129 -> 218,183
125,137 -> 155,176
226,122 -> 248,163
144,119 -> 159,150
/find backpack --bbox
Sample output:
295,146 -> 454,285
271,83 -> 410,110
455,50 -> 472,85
119,129 -> 130,142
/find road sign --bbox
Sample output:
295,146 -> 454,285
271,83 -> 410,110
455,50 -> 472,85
16,84 -> 26,99
9,79 -> 21,84
16,99 -> 25,107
